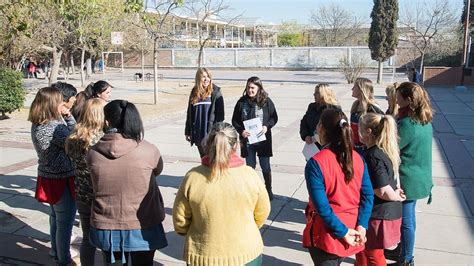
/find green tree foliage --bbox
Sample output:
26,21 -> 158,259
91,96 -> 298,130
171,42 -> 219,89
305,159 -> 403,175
369,0 -> 398,83
0,68 -> 25,118
460,0 -> 474,36
277,33 -> 302,47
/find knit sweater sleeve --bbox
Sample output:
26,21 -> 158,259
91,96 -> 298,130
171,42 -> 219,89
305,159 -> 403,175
173,174 -> 193,236
305,158 -> 348,239
253,171 -> 271,228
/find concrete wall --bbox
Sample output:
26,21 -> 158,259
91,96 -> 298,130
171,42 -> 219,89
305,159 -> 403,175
124,47 -> 413,69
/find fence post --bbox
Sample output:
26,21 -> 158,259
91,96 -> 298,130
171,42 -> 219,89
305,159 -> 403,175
234,49 -> 238,67
270,48 -> 274,67
171,49 -> 175,67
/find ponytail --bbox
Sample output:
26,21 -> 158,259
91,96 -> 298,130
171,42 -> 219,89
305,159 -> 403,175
359,113 -> 400,176
320,109 -> 354,184
206,122 -> 239,180
104,100 -> 144,142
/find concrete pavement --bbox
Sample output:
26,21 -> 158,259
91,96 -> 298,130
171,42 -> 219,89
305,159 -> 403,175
0,70 -> 473,265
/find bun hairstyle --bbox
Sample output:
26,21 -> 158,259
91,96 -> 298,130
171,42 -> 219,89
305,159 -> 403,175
319,109 -> 354,184
359,113 -> 400,175
205,122 -> 239,180
104,100 -> 144,142
396,82 -> 433,124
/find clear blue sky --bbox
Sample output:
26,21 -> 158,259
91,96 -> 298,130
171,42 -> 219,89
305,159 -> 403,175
222,0 -> 463,25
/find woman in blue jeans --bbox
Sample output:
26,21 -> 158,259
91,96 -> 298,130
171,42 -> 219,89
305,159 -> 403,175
29,87 -> 77,265
396,82 -> 433,265
232,76 -> 278,200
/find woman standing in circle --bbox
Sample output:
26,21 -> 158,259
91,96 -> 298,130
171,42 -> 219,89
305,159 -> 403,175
185,68 -> 225,157
232,77 -> 278,200
87,100 -> 167,265
356,113 -> 406,265
28,87 -> 77,265
350,77 -> 384,152
71,80 -> 113,121
385,83 -> 399,117
395,82 -> 433,265
65,98 -> 105,265
302,109 -> 374,265
173,122 -> 271,266
300,83 -> 341,148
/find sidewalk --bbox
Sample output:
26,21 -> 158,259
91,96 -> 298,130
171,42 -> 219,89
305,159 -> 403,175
0,71 -> 473,265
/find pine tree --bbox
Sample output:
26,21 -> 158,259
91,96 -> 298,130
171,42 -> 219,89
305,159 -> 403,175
369,0 -> 399,84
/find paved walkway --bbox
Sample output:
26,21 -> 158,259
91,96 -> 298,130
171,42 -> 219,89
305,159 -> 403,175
0,71 -> 473,265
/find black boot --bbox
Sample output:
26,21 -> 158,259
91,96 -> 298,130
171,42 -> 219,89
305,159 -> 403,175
263,172 -> 274,201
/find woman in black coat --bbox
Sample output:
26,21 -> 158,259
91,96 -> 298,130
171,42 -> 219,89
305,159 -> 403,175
232,76 -> 278,200
300,83 -> 341,148
185,68 -> 224,157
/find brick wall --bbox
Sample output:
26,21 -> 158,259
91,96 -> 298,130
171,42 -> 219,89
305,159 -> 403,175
423,66 -> 474,86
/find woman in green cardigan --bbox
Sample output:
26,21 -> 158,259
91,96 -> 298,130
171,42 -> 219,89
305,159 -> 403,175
395,82 -> 433,265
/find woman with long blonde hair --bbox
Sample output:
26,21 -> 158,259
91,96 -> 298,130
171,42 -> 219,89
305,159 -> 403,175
185,68 -> 225,157
350,77 -> 384,152
174,122 -> 270,266
356,113 -> 405,265
394,82 -> 433,265
300,83 -> 341,147
65,98 -> 105,265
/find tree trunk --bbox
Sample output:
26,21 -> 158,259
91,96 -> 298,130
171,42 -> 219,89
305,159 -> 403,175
198,46 -> 204,67
70,55 -> 75,75
141,47 -> 145,82
377,61 -> 383,84
49,47 -> 62,86
80,46 -> 86,88
419,53 -> 425,77
153,39 -> 159,105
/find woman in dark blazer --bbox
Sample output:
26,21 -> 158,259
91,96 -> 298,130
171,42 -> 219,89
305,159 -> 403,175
232,76 -> 278,200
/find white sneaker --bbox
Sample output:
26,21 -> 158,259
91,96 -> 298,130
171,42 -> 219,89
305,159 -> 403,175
70,232 -> 81,244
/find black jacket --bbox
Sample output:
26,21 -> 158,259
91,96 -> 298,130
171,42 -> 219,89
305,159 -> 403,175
299,103 -> 341,141
185,84 -> 224,145
232,96 -> 278,157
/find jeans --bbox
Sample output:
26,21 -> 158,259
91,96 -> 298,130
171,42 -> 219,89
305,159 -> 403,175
400,200 -> 417,263
50,185 -> 76,265
77,200 -> 97,266
245,144 -> 271,173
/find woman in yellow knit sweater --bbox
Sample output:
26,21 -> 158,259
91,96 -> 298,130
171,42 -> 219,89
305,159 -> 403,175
173,122 -> 271,266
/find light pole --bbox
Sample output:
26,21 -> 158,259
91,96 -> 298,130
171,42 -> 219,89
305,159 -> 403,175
459,0 -> 471,88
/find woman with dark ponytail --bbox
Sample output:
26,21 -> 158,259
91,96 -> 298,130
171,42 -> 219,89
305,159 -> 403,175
302,109 -> 374,265
71,80 -> 113,121
87,100 -> 167,265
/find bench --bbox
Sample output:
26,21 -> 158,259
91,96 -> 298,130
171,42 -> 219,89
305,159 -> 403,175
145,72 -> 163,81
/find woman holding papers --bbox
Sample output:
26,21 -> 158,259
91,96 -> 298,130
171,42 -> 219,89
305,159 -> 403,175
232,76 -> 278,200
185,68 -> 225,157
300,83 -> 341,149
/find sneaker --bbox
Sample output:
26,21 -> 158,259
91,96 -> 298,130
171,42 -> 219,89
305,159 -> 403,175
70,232 -> 80,244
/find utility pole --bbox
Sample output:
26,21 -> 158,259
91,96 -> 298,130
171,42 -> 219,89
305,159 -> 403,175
460,0 -> 471,87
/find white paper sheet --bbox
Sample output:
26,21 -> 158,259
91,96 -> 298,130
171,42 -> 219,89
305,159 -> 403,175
243,118 -> 266,144
302,143 -> 320,161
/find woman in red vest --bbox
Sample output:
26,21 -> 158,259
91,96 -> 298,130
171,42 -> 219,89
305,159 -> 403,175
303,109 -> 374,265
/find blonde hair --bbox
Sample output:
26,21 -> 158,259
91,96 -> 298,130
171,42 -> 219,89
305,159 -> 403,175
315,83 -> 338,106
190,68 -> 213,104
397,82 -> 433,124
385,83 -> 399,116
28,87 -> 63,124
65,99 -> 105,156
205,122 -> 239,180
359,113 -> 400,176
351,77 -> 376,115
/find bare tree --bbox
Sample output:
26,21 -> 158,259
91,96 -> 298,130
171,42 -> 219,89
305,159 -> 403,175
184,0 -> 241,67
309,3 -> 364,46
400,0 -> 457,74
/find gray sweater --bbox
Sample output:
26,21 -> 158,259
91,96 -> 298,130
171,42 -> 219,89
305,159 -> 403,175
31,116 -> 76,179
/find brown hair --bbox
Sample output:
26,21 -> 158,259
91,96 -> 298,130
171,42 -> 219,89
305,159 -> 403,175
243,76 -> 268,107
350,77 -> 377,115
319,109 -> 354,184
205,122 -> 239,180
28,87 -> 63,124
397,82 -> 433,124
385,83 -> 399,116
190,68 -> 213,104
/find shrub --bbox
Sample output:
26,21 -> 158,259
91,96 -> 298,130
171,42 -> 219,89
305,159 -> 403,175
0,68 -> 25,118
338,53 -> 369,83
